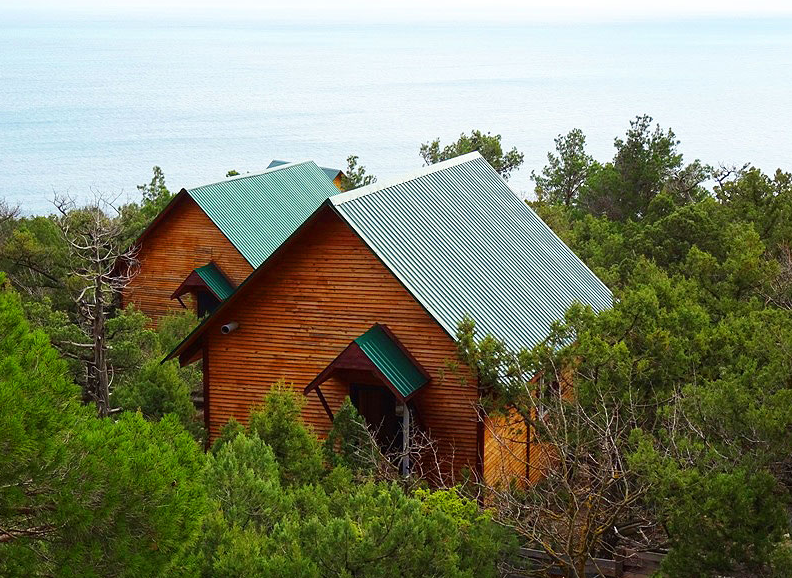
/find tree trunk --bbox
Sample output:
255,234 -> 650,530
566,550 -> 588,578
93,277 -> 109,418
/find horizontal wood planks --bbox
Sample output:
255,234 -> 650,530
203,208 -> 480,479
482,409 -> 528,488
122,195 -> 252,324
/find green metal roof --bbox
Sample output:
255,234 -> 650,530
194,263 -> 235,301
330,152 -> 613,351
354,325 -> 429,398
165,152 -> 614,366
187,161 -> 340,267
267,159 -> 343,183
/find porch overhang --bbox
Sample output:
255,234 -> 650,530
171,262 -> 235,304
304,324 -> 431,419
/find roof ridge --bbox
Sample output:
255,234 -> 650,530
329,151 -> 483,206
187,160 -> 316,193
269,159 -> 343,175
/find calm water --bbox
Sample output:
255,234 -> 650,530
1,16 -> 791,214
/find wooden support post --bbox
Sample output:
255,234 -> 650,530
315,386 -> 334,422
401,404 -> 411,476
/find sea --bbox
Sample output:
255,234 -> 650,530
1,15 -> 791,214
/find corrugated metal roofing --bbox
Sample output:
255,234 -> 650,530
187,161 -> 340,267
331,152 -> 613,351
165,152 -> 614,365
194,263 -> 235,301
267,159 -> 343,182
354,325 -> 428,398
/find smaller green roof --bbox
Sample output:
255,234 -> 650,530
267,159 -> 343,182
354,325 -> 429,398
194,263 -> 235,301
187,161 -> 340,267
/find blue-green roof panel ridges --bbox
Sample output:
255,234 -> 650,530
188,161 -> 340,267
194,263 -> 235,301
331,153 -> 613,351
354,325 -> 428,398
267,159 -> 342,182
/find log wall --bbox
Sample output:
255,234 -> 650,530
202,208 -> 480,479
122,194 -> 252,324
482,408 -> 528,488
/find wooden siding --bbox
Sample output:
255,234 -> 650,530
482,408 -> 528,488
528,439 -> 559,484
122,195 -> 253,324
482,402 -> 571,487
524,370 -> 572,484
202,208 -> 480,479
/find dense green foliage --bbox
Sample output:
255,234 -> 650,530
324,397 -> 381,473
531,128 -> 592,207
533,115 -> 709,221
420,129 -> 525,180
192,384 -> 511,577
458,115 -> 792,576
0,274 -> 209,577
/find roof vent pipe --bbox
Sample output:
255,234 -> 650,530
221,322 -> 239,335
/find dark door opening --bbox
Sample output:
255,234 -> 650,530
196,290 -> 221,318
350,384 -> 399,452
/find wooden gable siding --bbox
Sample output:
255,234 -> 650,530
525,371 -> 574,484
482,409 -> 528,488
122,195 -> 253,324
203,208 -> 480,478
482,413 -> 568,487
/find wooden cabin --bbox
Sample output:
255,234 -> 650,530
122,161 -> 342,324
166,153 -> 612,483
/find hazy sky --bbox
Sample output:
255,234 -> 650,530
7,0 -> 792,23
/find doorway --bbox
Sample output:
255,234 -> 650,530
349,384 -> 399,452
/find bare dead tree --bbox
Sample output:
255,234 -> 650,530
385,421 -> 459,490
469,363 -> 660,578
53,193 -> 139,417
712,163 -> 750,193
328,404 -> 458,491
664,160 -> 711,203
0,197 -> 20,227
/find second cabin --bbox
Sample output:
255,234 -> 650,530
123,160 -> 343,324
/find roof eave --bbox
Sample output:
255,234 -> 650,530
127,188 -> 189,252
304,341 -> 426,402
